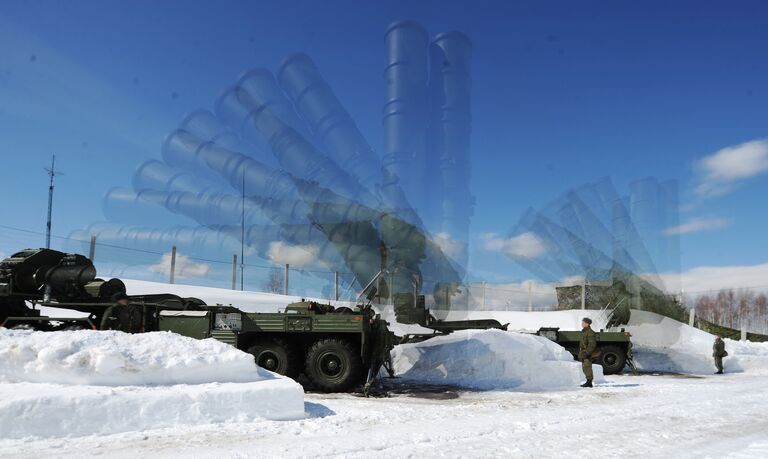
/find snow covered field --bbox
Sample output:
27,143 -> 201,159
1,370 -> 767,458
5,281 -> 768,457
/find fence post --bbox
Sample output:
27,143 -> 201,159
741,322 -> 747,341
232,254 -> 238,290
581,280 -> 586,310
528,282 -> 533,312
169,245 -> 177,284
688,307 -> 696,327
481,281 -> 486,310
88,235 -> 96,262
284,264 -> 289,295
334,271 -> 339,301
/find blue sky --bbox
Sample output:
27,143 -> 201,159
1,0 -> 767,290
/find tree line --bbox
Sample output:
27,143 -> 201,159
693,289 -> 768,334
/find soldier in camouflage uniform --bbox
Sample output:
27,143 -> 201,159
713,335 -> 727,374
579,317 -> 598,387
100,292 -> 143,333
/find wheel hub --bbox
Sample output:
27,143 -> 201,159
320,353 -> 343,377
259,352 -> 279,371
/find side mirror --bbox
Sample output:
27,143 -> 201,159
366,286 -> 378,302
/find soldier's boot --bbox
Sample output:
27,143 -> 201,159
580,379 -> 593,388
715,371 -> 723,374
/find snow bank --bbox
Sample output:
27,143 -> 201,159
392,329 -> 604,390
0,380 -> 304,439
0,329 -> 306,439
444,309 -> 768,375
0,329 -> 272,385
626,310 -> 768,374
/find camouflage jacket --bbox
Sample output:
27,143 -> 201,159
713,339 -> 727,358
579,326 -> 597,360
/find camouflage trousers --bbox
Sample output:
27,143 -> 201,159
582,358 -> 593,380
714,356 -> 724,373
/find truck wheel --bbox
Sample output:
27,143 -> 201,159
304,338 -> 362,392
599,345 -> 627,374
247,339 -> 300,378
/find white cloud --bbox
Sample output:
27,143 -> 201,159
695,139 -> 768,197
657,263 -> 768,297
267,241 -> 319,268
150,252 -> 210,279
433,232 -> 465,259
663,217 -> 731,235
481,232 -> 548,260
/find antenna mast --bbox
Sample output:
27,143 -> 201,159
44,155 -> 60,249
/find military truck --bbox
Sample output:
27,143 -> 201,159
1,248 -> 635,390
157,299 -> 396,392
0,248 -> 505,393
535,327 -> 634,374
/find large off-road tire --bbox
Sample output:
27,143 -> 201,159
304,338 -> 363,392
599,345 -> 627,375
247,339 -> 301,378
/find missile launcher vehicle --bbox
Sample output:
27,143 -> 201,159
0,248 -> 508,393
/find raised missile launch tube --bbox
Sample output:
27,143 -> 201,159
277,53 -> 383,186
132,159 -> 223,195
660,179 -> 680,275
163,128 -> 300,204
428,31 -> 474,272
163,128 -> 383,227
216,77 -> 451,300
383,21 -> 430,222
216,74 -> 379,208
71,223 -> 257,263
160,127 -> 384,287
102,187 -> 194,226
75,221 -> 349,274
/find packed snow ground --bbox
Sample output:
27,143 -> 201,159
2,371 -> 767,458
0,329 -> 306,439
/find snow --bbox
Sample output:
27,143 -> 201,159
392,329 -> 604,390
7,280 -> 768,456
125,279 -> 320,313
35,278 -> 333,319
444,309 -> 768,375
0,329 -> 306,439
0,380 -> 304,439
2,371 -> 767,458
1,329 -> 273,385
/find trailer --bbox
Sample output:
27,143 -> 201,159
535,327 -> 635,374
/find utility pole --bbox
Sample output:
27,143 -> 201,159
284,264 -> 289,295
334,271 -> 340,301
240,169 -> 245,291
44,155 -> 62,249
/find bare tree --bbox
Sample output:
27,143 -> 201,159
264,267 -> 284,294
693,289 -> 768,335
